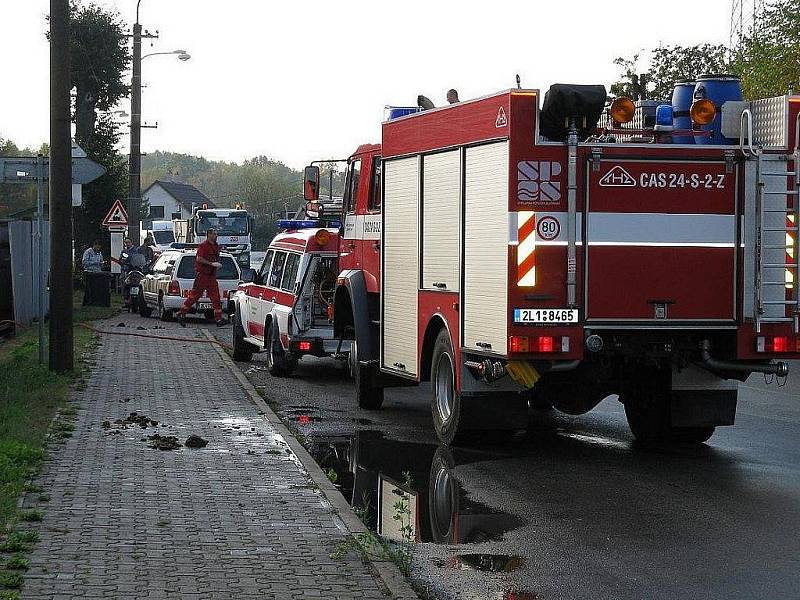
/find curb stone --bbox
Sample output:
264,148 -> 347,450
204,330 -> 420,600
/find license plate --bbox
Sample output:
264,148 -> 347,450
198,302 -> 211,310
130,286 -> 139,294
514,308 -> 579,324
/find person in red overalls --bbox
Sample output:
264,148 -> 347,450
177,228 -> 227,327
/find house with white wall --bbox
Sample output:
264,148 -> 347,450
141,180 -> 216,223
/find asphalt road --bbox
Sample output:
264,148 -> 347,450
213,323 -> 800,600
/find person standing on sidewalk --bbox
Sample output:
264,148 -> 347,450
82,241 -> 103,273
177,228 -> 227,328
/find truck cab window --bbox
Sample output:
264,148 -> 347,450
369,158 -> 382,212
344,159 -> 361,214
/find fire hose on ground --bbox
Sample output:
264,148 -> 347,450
0,319 -> 235,353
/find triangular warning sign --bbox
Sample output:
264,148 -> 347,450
599,165 -> 636,187
102,199 -> 129,227
495,106 -> 508,128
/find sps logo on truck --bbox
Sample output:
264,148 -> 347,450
517,161 -> 562,203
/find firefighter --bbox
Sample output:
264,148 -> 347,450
177,228 -> 226,328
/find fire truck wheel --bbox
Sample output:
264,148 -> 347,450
428,445 -> 458,544
138,290 -> 153,318
267,321 -> 296,377
622,390 -> 715,445
232,316 -> 255,362
431,329 -> 464,445
353,340 -> 384,409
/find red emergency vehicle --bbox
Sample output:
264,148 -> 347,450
303,85 -> 800,445
229,220 -> 342,374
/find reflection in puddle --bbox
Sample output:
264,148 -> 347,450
308,431 -> 523,544
560,432 -> 630,451
453,553 -> 525,573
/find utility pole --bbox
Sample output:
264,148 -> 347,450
49,0 -> 73,372
129,18 -> 143,246
128,2 -> 158,247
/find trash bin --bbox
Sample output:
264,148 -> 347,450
83,272 -> 112,307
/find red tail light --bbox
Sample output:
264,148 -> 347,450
757,336 -> 797,353
510,336 -> 529,353
167,281 -> 181,296
537,336 -> 554,353
509,335 -> 567,353
298,341 -> 312,352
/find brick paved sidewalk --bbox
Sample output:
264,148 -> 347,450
19,317 -> 389,599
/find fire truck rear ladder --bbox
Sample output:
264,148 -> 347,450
743,109 -> 800,333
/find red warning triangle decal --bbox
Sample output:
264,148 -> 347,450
102,199 -> 129,226
495,106 -> 508,128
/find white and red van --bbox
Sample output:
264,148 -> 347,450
229,221 -> 345,375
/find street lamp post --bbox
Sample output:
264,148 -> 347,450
128,0 -> 189,246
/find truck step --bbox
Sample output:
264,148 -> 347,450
764,190 -> 799,196
763,227 -> 799,232
762,172 -> 797,177
763,300 -> 797,305
763,263 -> 798,268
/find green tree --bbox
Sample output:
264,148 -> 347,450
610,54 -> 652,100
611,45 -> 729,101
49,1 -> 130,255
732,0 -> 800,98
648,44 -> 730,100
67,1 -> 130,147
72,115 -> 128,255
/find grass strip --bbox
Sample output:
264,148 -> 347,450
0,293 -> 119,531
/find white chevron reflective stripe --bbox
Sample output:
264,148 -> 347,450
517,211 -> 536,286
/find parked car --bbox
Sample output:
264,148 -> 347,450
138,249 -> 241,321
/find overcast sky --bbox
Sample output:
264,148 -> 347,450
1,0 -> 732,169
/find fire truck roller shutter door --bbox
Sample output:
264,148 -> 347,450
463,142 -> 509,353
422,150 -> 461,292
382,156 -> 420,376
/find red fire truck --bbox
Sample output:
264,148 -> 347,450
304,85 -> 800,445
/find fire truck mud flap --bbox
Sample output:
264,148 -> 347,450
669,365 -> 738,428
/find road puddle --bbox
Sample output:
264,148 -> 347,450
307,431 -> 523,544
441,553 -> 525,573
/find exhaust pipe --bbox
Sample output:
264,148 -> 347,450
699,340 -> 789,377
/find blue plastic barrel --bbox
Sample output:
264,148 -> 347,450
671,80 -> 695,144
387,107 -> 419,120
693,74 -> 743,145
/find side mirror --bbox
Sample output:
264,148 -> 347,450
303,165 -> 320,201
240,267 -> 255,283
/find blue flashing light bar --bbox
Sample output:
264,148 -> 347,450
277,219 -> 342,230
278,219 -> 318,229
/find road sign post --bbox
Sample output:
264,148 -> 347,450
102,201 -> 129,277
0,147 -> 106,367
